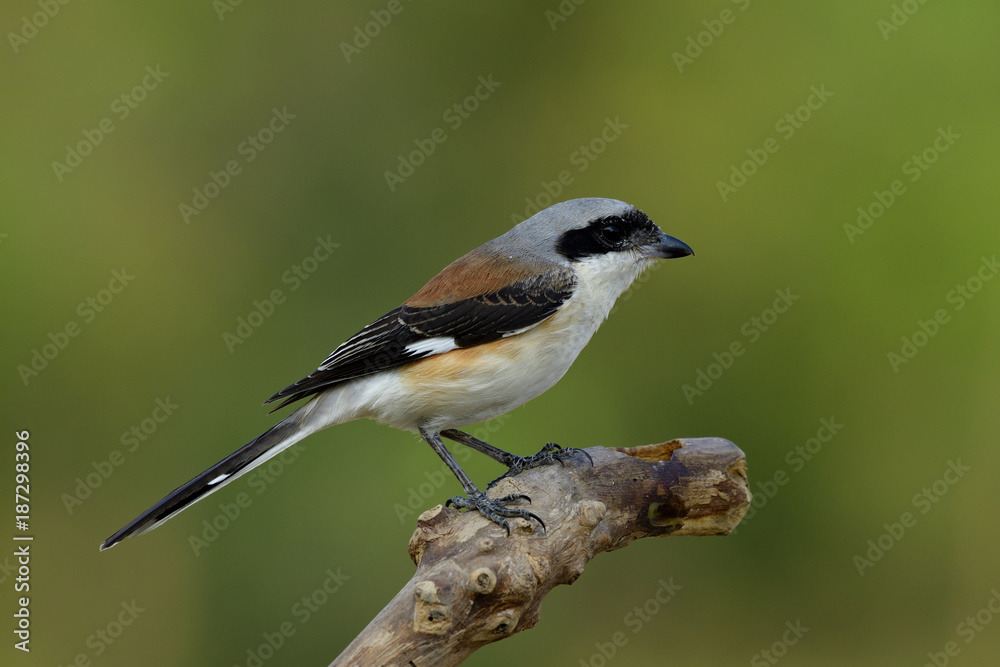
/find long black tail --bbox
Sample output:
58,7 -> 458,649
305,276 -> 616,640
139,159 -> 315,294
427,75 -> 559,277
101,412 -> 308,551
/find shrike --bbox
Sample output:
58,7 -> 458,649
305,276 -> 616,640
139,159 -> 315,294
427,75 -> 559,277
101,197 -> 692,550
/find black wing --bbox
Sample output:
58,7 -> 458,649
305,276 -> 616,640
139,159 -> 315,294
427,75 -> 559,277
264,269 -> 576,410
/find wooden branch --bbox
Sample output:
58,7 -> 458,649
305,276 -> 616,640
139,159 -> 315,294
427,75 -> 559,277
331,437 -> 750,667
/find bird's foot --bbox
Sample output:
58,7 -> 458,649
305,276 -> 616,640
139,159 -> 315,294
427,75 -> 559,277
446,491 -> 545,534
487,442 -> 593,490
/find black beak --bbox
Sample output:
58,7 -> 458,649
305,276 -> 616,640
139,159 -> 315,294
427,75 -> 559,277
643,232 -> 694,259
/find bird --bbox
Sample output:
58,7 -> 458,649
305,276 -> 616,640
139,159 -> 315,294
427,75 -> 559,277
101,197 -> 693,550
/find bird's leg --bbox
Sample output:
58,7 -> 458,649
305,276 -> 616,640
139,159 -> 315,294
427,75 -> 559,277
440,428 -> 520,466
441,429 -> 593,490
420,428 -> 544,534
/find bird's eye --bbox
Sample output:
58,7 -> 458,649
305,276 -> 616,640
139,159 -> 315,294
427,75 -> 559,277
599,223 -> 625,245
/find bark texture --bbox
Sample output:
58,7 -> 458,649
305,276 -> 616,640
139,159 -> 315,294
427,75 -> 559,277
331,437 -> 750,667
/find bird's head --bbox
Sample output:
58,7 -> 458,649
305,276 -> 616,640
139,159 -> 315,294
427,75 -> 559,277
499,198 -> 693,295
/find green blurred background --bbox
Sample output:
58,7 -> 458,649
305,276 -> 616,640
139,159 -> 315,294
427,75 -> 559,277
3,1 -> 999,665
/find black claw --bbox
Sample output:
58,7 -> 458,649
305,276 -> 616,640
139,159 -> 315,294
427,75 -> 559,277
446,491 -> 545,533
486,443 -> 593,489
496,493 -> 531,504
525,511 -> 545,531
544,443 -> 593,467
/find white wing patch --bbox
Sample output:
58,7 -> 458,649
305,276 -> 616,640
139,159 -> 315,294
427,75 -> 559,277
207,474 -> 230,486
405,337 -> 459,356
